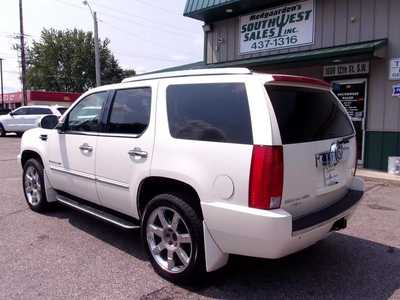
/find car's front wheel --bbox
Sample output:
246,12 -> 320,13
0,124 -> 6,137
141,193 -> 205,283
23,158 -> 50,212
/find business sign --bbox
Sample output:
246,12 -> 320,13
239,0 -> 314,54
393,84 -> 400,97
323,62 -> 369,78
332,81 -> 366,120
3,92 -> 23,104
389,58 -> 400,80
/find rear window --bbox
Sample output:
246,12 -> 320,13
166,83 -> 253,144
266,85 -> 354,144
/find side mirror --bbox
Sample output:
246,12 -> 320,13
39,115 -> 59,129
9,112 -> 15,116
55,121 -> 66,133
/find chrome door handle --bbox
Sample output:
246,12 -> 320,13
128,148 -> 148,158
79,143 -> 93,152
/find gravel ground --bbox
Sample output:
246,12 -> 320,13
0,135 -> 399,300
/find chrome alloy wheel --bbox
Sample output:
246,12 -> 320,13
24,165 -> 42,206
146,207 -> 193,274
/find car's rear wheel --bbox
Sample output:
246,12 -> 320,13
0,124 -> 5,137
23,158 -> 50,212
141,193 -> 205,283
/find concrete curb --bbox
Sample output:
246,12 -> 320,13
356,169 -> 400,186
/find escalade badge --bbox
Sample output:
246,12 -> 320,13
315,142 -> 344,168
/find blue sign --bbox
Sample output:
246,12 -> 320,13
393,84 -> 400,97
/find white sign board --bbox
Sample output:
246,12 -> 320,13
323,62 -> 369,78
239,0 -> 315,54
393,84 -> 400,97
389,58 -> 400,80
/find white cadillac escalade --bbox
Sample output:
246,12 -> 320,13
18,68 -> 364,283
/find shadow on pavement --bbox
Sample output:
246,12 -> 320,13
45,205 -> 148,261
188,233 -> 400,299
45,206 -> 400,299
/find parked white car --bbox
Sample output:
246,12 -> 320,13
18,68 -> 364,283
0,105 -> 67,137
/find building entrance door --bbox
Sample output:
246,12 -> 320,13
332,79 -> 368,164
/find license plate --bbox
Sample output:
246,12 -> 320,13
323,166 -> 340,186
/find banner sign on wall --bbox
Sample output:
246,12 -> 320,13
239,0 -> 315,54
323,62 -> 369,78
393,84 -> 400,97
389,58 -> 400,80
332,81 -> 366,120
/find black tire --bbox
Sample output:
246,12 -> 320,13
22,158 -> 50,212
0,123 -> 5,137
16,132 -> 23,137
141,193 -> 205,283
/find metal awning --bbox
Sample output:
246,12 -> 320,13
143,39 -> 387,75
184,0 -> 293,22
211,39 -> 388,68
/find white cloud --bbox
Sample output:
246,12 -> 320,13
0,0 -> 203,91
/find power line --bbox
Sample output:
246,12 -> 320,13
95,0 -> 179,15
101,20 -> 194,56
98,11 -> 194,40
59,0 -> 195,38
132,0 -> 180,15
37,0 -> 199,54
3,70 -> 20,74
112,50 -> 187,63
93,2 -> 193,36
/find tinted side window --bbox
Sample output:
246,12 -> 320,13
13,107 -> 28,115
107,88 -> 151,135
57,107 -> 68,115
166,83 -> 253,144
266,85 -> 354,144
27,107 -> 52,115
66,92 -> 108,132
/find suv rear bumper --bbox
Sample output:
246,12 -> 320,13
202,177 -> 364,260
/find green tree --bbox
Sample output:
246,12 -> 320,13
26,28 -> 129,92
122,69 -> 136,79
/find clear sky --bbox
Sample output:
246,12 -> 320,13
0,0 -> 203,92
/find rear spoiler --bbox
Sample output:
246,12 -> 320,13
271,75 -> 330,88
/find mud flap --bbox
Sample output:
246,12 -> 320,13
203,221 -> 229,272
44,169 -> 57,203
351,176 -> 365,192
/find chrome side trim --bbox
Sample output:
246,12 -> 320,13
50,166 -> 95,181
49,166 -> 129,189
96,176 -> 130,189
56,195 -> 139,230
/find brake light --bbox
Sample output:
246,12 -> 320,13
272,75 -> 330,88
249,145 -> 283,210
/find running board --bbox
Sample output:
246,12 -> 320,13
56,195 -> 140,230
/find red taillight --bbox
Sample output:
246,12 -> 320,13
249,145 -> 283,210
272,74 -> 330,88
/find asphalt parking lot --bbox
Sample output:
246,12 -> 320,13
0,136 -> 399,299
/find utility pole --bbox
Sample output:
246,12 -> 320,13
93,11 -> 101,87
0,58 -> 4,109
19,0 -> 28,106
83,1 -> 101,87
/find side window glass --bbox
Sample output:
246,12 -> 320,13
107,88 -> 151,135
27,108 -> 52,115
13,108 -> 27,116
66,92 -> 108,132
166,83 -> 253,144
